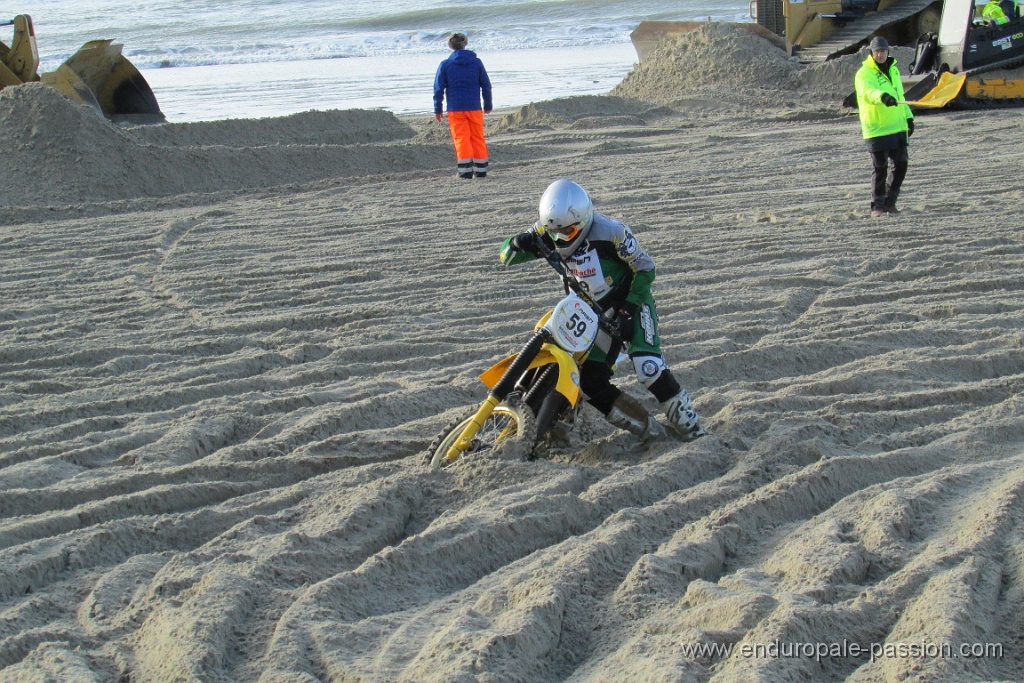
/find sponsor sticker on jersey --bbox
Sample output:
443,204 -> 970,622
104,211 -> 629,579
618,230 -> 639,259
640,304 -> 655,345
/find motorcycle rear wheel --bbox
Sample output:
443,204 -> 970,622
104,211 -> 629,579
426,396 -> 536,468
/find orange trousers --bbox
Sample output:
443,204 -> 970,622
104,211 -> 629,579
447,110 -> 489,176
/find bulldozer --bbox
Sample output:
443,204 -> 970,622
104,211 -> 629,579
630,0 -> 943,63
0,14 -> 163,123
901,0 -> 1024,107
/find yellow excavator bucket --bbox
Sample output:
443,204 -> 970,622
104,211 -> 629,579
902,71 -> 967,108
42,39 -> 163,122
1,14 -> 163,123
38,61 -> 103,113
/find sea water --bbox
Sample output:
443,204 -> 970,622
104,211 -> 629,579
25,0 -> 752,122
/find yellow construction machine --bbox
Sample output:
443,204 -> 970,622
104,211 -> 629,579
901,0 -> 1024,108
630,0 -> 943,63
0,14 -> 163,122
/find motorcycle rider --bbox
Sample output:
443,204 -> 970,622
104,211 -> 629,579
499,179 -> 705,442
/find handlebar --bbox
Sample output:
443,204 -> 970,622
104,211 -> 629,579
531,228 -> 593,302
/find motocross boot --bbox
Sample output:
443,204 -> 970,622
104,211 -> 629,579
606,393 -> 666,442
660,390 -> 706,442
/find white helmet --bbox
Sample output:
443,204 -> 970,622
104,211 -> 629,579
538,179 -> 594,257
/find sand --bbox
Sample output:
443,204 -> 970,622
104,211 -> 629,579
1,23 -> 1023,682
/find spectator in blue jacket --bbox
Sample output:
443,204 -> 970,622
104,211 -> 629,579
434,33 -> 492,179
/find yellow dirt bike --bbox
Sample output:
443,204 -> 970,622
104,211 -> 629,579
425,234 -> 620,468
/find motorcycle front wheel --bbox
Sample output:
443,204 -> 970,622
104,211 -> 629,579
426,396 -> 537,469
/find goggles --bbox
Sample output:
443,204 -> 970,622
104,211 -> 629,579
548,222 -> 581,242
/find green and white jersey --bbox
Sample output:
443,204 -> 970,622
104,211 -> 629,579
502,212 -> 656,311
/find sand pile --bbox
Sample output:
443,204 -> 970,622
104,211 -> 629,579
611,22 -> 917,109
0,84 -> 442,208
612,23 -> 799,106
0,84 -> 171,205
122,108 -> 415,148
490,95 -> 671,133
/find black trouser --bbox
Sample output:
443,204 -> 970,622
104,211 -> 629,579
870,146 -> 909,210
579,359 -> 620,415
579,358 -> 681,415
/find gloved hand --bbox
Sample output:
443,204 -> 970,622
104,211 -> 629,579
613,302 -> 639,341
881,93 -> 898,107
907,118 -> 915,137
510,231 -> 538,253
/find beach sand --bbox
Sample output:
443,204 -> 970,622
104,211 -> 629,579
2,24 -> 1023,682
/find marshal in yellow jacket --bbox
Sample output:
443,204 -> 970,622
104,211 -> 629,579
854,54 -> 913,140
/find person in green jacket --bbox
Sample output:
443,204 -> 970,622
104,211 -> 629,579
855,36 -> 914,217
499,179 -> 705,443
982,0 -> 1011,24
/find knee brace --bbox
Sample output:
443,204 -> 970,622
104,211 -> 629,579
631,353 -> 669,390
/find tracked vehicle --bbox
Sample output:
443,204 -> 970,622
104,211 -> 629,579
903,0 -> 1024,107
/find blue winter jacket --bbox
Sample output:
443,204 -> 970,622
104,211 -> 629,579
433,49 -> 492,114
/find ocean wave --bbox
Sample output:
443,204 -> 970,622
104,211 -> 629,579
33,0 -> 753,71
44,33 -> 641,70
340,0 -> 746,31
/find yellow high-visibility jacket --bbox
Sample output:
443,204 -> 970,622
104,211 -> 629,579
983,0 -> 1010,24
855,55 -> 913,140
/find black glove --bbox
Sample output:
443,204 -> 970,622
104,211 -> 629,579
881,93 -> 898,107
613,302 -> 639,341
907,118 -> 915,137
510,231 -> 538,253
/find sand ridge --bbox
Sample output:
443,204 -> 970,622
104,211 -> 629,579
2,22 -> 1024,683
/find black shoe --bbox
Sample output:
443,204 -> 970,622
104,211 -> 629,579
458,172 -> 473,180
475,172 -> 487,178
884,204 -> 899,214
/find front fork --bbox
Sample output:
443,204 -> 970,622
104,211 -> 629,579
443,329 -> 550,463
